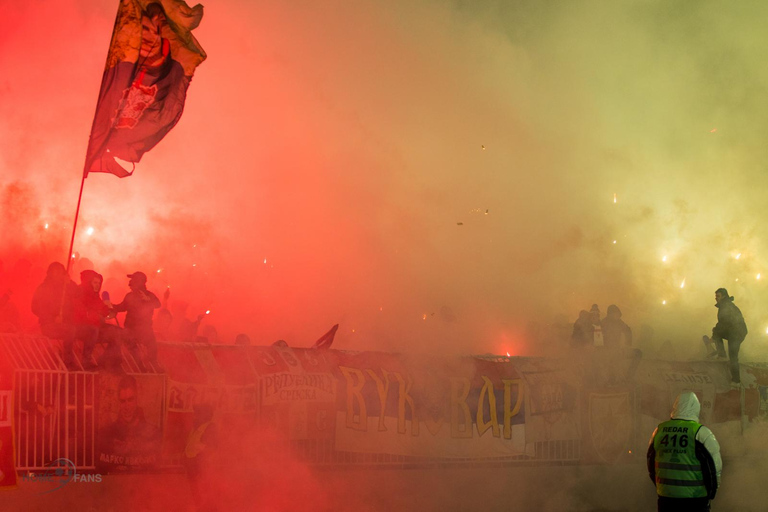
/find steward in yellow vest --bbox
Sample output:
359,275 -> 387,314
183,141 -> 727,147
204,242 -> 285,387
647,392 -> 721,512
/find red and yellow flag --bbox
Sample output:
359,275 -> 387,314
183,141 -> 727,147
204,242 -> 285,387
84,0 -> 206,177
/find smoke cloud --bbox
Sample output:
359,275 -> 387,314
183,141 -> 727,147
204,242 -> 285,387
4,0 -> 768,356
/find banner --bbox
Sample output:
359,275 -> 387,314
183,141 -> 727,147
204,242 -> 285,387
253,346 -> 337,441
95,374 -> 165,473
328,352 -> 526,459
85,0 -> 206,177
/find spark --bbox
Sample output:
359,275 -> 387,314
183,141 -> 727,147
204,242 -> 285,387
612,240 -> 617,244
758,273 -> 761,280
422,314 -> 427,320
205,310 -> 211,315
192,263 -> 197,267
613,193 -> 617,204
264,258 -> 267,264
735,253 -> 742,260
506,352 -> 510,357
765,327 -> 768,335
680,279 -> 686,289
662,300 -> 666,305
352,329 -> 356,333
44,223 -> 49,229
662,255 -> 667,262
710,128 -> 717,133
156,269 -> 162,273
86,226 -> 94,236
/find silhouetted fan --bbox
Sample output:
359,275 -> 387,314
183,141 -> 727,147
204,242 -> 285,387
312,324 -> 339,350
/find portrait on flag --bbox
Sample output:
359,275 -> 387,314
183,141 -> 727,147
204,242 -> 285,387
85,0 -> 206,177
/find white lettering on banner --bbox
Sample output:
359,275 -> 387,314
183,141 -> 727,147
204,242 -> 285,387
663,373 -> 713,385
663,372 -> 715,423
263,374 -> 335,398
98,453 -> 157,466
167,382 -> 257,413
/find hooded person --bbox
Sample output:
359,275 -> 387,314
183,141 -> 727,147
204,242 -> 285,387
31,262 -> 79,368
571,310 -> 593,348
602,304 -> 632,348
647,391 -> 721,512
71,269 -> 112,370
711,287 -> 747,386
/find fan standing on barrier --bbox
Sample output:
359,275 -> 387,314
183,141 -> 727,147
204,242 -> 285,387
113,272 -> 161,370
31,262 -> 79,369
710,287 -> 747,388
647,391 -> 722,512
72,270 -> 110,371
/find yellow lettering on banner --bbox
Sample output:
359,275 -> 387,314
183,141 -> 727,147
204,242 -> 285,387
476,376 -> 500,438
366,369 -> 390,432
392,372 -> 418,436
502,378 -> 524,440
450,377 -> 472,438
339,366 -> 367,431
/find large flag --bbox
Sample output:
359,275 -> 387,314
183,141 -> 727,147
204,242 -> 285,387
84,0 -> 206,177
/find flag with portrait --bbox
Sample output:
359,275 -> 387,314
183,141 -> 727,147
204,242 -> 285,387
84,0 -> 206,177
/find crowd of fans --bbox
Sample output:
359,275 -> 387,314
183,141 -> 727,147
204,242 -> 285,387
0,259 -> 249,372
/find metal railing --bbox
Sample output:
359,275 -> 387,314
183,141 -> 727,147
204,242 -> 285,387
1,334 -> 97,471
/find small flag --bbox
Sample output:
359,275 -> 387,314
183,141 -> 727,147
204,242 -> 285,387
311,324 -> 339,350
84,0 -> 206,177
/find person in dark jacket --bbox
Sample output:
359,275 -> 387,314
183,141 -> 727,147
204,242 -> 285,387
571,310 -> 593,347
72,270 -> 111,370
711,288 -> 747,385
602,304 -> 632,348
647,391 -> 721,512
113,272 -> 161,367
31,262 -> 79,368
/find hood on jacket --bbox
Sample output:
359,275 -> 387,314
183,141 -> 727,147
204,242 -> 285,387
670,391 -> 700,422
80,269 -> 100,285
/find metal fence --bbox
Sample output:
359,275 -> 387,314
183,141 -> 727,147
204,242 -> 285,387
1,334 -> 97,471
1,334 -> 585,472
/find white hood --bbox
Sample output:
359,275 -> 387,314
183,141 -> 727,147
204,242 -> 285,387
670,391 -> 701,422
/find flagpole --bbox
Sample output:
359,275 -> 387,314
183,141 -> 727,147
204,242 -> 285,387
66,173 -> 87,275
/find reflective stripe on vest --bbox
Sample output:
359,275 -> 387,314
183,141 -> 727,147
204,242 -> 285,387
653,419 -> 707,498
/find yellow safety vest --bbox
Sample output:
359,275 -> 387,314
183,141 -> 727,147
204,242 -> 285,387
653,419 -> 707,498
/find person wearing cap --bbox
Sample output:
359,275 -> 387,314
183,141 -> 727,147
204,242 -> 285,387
113,272 -> 161,367
710,287 -> 747,386
647,391 -> 721,511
